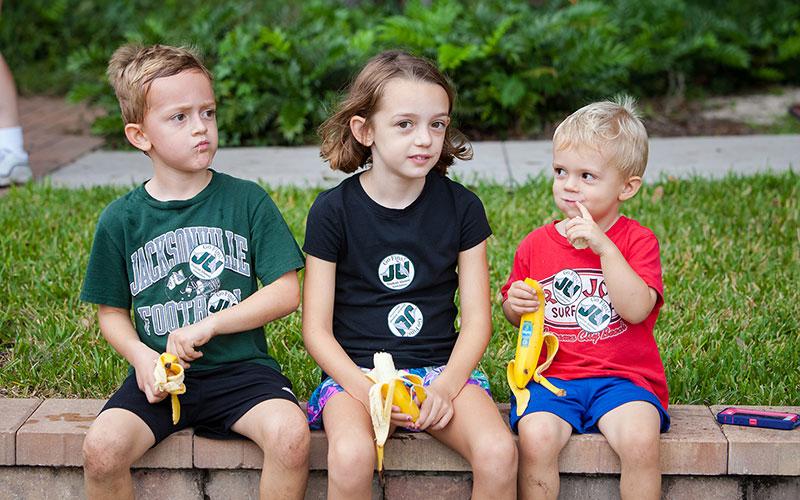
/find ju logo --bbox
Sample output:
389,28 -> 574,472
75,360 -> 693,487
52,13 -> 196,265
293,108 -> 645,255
575,296 -> 612,333
552,269 -> 582,305
189,243 -> 225,280
208,290 -> 239,314
378,254 -> 415,290
387,302 -> 423,337
520,321 -> 533,347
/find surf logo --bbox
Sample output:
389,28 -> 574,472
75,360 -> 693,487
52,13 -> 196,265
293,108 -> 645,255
552,269 -> 582,305
575,296 -> 612,333
387,302 -> 423,337
189,243 -> 225,280
208,290 -> 239,314
378,254 -> 414,290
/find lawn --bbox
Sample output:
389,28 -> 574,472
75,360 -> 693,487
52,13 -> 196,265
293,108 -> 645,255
0,172 -> 797,405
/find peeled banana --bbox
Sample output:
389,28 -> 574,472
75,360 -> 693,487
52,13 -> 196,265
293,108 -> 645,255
364,352 -> 426,473
153,352 -> 186,425
507,278 -> 565,417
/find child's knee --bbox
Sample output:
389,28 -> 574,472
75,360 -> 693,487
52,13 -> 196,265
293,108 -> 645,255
258,409 -> 310,470
327,433 -> 375,478
518,415 -> 570,462
615,431 -> 660,466
82,428 -> 132,477
471,431 -> 518,477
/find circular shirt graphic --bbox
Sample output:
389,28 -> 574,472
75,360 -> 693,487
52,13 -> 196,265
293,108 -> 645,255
189,243 -> 225,280
388,302 -> 424,337
575,296 -> 612,333
552,269 -> 582,305
378,254 -> 415,290
208,290 -> 239,315
164,263 -> 220,302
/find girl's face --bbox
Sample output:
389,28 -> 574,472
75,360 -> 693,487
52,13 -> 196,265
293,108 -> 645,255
355,78 -> 450,182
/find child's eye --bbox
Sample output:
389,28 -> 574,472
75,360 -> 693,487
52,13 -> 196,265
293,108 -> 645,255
431,120 -> 447,130
171,113 -> 186,122
582,172 -> 596,181
396,120 -> 413,129
202,109 -> 216,119
554,167 -> 565,176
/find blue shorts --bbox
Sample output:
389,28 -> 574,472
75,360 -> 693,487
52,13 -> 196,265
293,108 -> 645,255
509,376 -> 670,434
307,365 -> 492,430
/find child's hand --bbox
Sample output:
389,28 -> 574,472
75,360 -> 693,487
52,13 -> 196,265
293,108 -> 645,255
390,405 -> 417,429
166,318 -> 215,367
131,345 -> 168,404
565,202 -> 613,256
506,280 -> 540,317
414,381 -> 454,432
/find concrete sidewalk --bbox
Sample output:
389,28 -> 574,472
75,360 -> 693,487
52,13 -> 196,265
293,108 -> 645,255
48,134 -> 798,188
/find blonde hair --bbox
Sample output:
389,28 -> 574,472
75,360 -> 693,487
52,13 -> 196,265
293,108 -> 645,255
553,96 -> 649,178
107,44 -> 212,124
318,50 -> 472,175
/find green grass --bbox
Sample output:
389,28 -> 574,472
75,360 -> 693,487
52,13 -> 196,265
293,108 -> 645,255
1,172 -> 798,405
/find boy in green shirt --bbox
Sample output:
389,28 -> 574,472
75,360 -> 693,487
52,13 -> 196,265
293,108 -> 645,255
80,44 -> 309,499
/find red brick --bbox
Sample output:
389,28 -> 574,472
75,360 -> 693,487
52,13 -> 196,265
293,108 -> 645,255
194,430 -> 328,470
0,399 -> 41,465
384,472 -> 472,500
711,405 -> 800,475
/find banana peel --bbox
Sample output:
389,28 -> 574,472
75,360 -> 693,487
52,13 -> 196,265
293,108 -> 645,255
364,352 -> 426,474
153,352 -> 186,425
507,278 -> 565,417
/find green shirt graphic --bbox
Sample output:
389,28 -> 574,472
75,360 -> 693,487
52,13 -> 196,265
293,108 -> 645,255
81,170 -> 304,372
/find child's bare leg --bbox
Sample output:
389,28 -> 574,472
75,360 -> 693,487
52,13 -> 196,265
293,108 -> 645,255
428,385 -> 518,500
597,401 -> 661,500
231,399 -> 310,500
321,392 -> 377,500
517,412 -> 572,500
82,409 -> 155,500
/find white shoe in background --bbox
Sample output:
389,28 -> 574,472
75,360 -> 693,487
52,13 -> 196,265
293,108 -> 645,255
0,148 -> 32,186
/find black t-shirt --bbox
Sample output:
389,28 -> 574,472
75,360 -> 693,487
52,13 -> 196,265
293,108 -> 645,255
303,170 -> 492,369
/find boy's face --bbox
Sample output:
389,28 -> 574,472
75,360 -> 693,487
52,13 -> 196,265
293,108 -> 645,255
552,145 -> 634,230
130,69 -> 218,175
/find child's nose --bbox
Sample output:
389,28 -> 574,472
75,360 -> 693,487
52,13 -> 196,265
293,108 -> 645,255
192,114 -> 208,134
414,127 -> 432,146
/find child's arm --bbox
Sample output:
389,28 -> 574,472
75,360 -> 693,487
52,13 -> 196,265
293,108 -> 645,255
302,255 -> 373,409
97,305 -> 167,403
565,202 -> 657,323
166,270 -> 300,366
416,240 -> 492,431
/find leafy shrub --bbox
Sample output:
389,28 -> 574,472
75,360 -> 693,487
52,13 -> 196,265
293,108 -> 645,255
2,0 -> 798,144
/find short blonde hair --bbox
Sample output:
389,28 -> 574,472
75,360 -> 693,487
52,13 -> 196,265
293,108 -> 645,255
318,50 -> 472,175
553,96 -> 649,178
107,44 -> 212,124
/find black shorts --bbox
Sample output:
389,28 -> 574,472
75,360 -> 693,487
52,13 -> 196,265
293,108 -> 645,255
102,362 -> 299,444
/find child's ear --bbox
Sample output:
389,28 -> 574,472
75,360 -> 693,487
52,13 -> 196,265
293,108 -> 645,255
619,175 -> 642,201
124,123 -> 152,153
349,115 -> 373,147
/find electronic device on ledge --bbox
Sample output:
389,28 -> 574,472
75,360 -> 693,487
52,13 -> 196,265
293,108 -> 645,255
716,407 -> 800,430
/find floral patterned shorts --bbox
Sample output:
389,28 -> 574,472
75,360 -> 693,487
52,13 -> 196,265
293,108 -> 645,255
307,365 -> 491,429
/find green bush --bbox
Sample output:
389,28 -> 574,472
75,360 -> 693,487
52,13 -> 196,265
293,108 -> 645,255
2,0 -> 799,144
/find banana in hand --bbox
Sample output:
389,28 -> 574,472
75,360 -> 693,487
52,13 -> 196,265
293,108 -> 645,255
154,352 -> 186,425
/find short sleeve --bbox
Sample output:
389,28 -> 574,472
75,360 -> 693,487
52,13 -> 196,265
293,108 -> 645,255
302,191 -> 343,263
626,227 -> 664,303
459,190 -> 492,251
251,192 -> 305,286
80,214 -> 131,309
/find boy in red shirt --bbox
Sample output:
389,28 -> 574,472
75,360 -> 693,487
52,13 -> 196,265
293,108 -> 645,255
501,98 -> 668,500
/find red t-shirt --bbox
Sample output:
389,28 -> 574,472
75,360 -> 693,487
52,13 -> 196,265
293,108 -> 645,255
501,216 -> 668,409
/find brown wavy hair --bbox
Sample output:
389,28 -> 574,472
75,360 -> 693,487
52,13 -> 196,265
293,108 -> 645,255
318,50 -> 472,175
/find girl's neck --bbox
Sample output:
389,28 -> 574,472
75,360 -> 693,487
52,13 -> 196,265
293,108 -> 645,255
145,168 -> 212,202
360,168 -> 427,209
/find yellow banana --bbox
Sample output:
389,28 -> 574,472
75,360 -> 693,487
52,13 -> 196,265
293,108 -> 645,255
507,278 -> 565,417
364,352 -> 426,474
153,352 -> 186,425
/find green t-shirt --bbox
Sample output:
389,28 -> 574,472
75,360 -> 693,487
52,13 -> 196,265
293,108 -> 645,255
81,170 -> 304,372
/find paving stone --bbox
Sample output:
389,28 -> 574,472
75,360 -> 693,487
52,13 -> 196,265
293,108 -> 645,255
662,475 -> 742,500
660,405 -> 728,475
0,399 -> 41,465
560,474 -> 619,499
131,468 -> 204,499
743,475 -> 800,500
0,465 -> 85,499
711,405 -> 800,475
194,430 -> 328,470
205,469 -> 261,499
15,398 -> 192,468
383,432 -> 469,471
384,472 -> 472,499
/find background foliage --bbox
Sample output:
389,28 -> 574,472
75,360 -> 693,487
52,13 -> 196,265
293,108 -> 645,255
1,173 -> 798,404
2,0 -> 799,145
